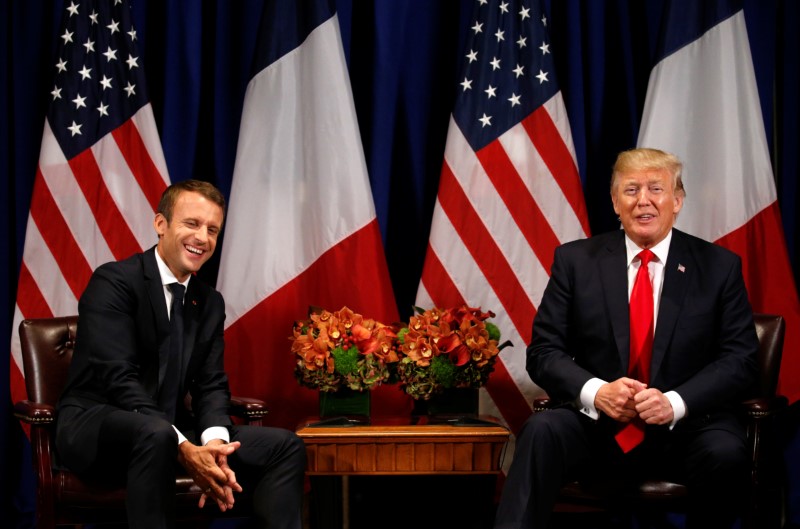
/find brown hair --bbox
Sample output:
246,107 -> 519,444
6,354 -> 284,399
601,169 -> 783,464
611,148 -> 685,198
157,179 -> 226,222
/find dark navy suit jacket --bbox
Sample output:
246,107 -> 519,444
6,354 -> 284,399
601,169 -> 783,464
527,228 -> 758,425
57,247 -> 231,471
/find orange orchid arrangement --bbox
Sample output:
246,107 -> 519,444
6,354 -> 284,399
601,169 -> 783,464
291,306 -> 399,392
395,305 -> 508,400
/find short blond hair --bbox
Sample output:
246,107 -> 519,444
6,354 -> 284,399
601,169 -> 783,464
611,148 -> 685,198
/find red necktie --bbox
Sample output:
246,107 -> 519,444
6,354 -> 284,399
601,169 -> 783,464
615,249 -> 654,453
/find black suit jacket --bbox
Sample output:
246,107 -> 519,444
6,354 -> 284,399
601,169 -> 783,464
527,229 -> 758,419
57,247 -> 232,466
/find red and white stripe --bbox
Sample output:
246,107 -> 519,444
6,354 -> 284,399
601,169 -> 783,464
417,92 -> 589,467
10,104 -> 169,409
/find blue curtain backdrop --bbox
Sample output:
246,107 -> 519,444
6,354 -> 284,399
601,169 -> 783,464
2,0 -> 799,526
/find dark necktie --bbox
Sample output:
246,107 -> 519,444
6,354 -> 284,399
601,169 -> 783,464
615,249 -> 654,453
159,282 -> 185,422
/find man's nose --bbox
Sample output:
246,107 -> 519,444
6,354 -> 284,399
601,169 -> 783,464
636,189 -> 652,205
194,227 -> 209,243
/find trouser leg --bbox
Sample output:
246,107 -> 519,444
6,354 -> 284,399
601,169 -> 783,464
679,426 -> 748,529
96,410 -> 179,529
229,425 -> 307,529
494,409 -> 594,529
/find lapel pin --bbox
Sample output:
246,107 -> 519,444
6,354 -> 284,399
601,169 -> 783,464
677,264 -> 686,273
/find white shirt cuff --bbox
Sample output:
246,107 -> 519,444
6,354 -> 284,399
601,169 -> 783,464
173,425 -> 187,445
200,426 -> 230,446
664,390 -> 686,428
578,377 -> 606,420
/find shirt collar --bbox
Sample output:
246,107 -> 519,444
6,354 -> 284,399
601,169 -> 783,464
624,229 -> 672,267
154,247 -> 191,289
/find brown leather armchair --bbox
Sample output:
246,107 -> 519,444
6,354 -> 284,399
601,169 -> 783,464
533,313 -> 788,528
13,316 -> 269,529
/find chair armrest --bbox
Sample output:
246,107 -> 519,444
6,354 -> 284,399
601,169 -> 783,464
740,395 -> 788,419
15,400 -> 57,517
16,396 -> 269,424
15,398 -> 269,424
536,395 -> 790,419
13,400 -> 55,425
229,396 -> 269,422
532,396 -> 553,412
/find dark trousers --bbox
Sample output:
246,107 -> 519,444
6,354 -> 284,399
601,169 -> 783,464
493,407 -> 748,529
56,406 -> 306,529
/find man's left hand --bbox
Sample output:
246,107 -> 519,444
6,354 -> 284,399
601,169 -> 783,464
178,439 -> 243,511
633,388 -> 674,425
198,439 -> 243,511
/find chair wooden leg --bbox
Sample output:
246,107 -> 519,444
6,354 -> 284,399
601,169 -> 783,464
31,428 -> 56,529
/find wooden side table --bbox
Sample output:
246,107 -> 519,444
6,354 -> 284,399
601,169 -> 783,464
297,416 -> 510,528
297,415 -> 509,475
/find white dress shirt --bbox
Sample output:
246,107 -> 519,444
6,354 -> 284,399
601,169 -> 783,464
154,250 -> 230,446
577,230 -> 687,427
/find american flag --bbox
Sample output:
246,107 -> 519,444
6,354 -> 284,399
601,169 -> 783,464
415,0 -> 589,451
9,0 -> 170,409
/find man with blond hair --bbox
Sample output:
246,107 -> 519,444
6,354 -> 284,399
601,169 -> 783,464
494,148 -> 758,528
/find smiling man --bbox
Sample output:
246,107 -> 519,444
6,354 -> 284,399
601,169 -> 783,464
493,148 -> 758,529
55,180 -> 306,529
154,185 -> 223,281
611,149 -> 685,250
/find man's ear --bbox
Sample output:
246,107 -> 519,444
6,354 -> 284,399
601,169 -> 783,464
153,213 -> 168,238
673,193 -> 684,215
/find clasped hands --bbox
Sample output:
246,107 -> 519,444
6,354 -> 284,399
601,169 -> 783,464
178,439 -> 242,511
595,377 -> 674,425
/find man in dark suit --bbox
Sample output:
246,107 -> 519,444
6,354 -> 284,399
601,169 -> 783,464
55,180 -> 306,529
493,148 -> 758,528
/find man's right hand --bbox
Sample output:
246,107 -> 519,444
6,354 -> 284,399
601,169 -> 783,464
595,378 -> 647,422
177,440 -> 242,511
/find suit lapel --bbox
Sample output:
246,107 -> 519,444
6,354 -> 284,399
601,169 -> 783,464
144,248 -> 172,392
651,230 -> 692,383
599,231 -> 630,372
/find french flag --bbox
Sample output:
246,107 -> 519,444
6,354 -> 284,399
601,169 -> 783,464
216,0 -> 409,430
638,0 -> 800,403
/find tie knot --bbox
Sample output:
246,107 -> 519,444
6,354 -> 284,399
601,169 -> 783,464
168,282 -> 185,302
637,249 -> 654,267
